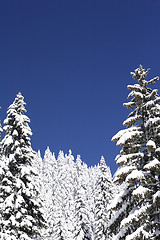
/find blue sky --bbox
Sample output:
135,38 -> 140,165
1,0 -> 160,174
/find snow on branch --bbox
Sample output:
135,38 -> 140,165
145,117 -> 160,128
123,102 -> 135,109
114,166 -> 136,182
125,226 -> 150,240
145,89 -> 158,101
144,158 -> 160,170
112,127 -> 142,146
127,84 -> 142,92
148,76 -> 159,85
108,187 -> 130,210
120,204 -> 151,228
153,191 -> 160,203
116,153 -> 144,166
123,115 -> 142,126
146,140 -> 156,151
126,170 -> 145,183
154,97 -> 160,104
132,186 -> 151,200
127,91 -> 143,100
116,130 -> 142,146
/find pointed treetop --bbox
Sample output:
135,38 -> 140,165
37,150 -> 41,158
7,92 -> 27,115
57,150 -> 64,160
130,65 -> 159,87
44,146 -> 53,162
69,149 -> 72,155
100,155 -> 105,164
76,155 -> 82,167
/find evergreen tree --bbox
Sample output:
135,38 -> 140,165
51,150 -> 69,240
85,165 -> 99,237
74,155 -> 92,240
32,150 -> 43,196
32,150 -> 46,240
42,147 -> 56,239
0,93 -> 45,240
94,156 -> 113,240
108,65 -> 160,239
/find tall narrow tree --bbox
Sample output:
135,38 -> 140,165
94,156 -> 113,240
108,66 -> 160,239
74,155 -> 92,240
0,93 -> 45,240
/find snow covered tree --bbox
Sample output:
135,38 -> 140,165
41,147 -> 59,240
108,65 -> 160,239
0,93 -> 45,240
32,150 -> 43,197
85,165 -> 100,236
49,150 -> 70,240
32,150 -> 46,240
94,156 -> 113,240
74,155 -> 92,240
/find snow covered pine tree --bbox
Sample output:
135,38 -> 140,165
108,65 -> 160,239
74,155 -> 92,240
0,93 -> 45,240
94,156 -> 113,240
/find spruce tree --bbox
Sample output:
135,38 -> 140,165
74,155 -> 92,240
108,65 -> 160,239
0,93 -> 45,240
94,156 -> 113,240
51,150 -> 69,240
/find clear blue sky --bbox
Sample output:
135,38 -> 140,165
1,0 -> 160,174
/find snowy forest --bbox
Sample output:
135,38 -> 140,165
0,65 -> 160,240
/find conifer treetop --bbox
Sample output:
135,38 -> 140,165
130,64 -> 159,85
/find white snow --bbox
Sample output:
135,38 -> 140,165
144,158 -> 160,170
12,129 -> 18,137
132,185 -> 150,199
127,84 -> 142,92
128,91 -> 143,100
145,117 -> 160,128
112,127 -> 140,142
123,102 -> 135,109
125,226 -> 150,240
123,115 -> 141,126
126,169 -> 145,182
146,140 -> 156,150
153,191 -> 160,203
116,153 -> 144,165
121,204 -> 151,228
15,195 -> 24,208
3,135 -> 13,146
145,100 -> 155,108
114,166 -> 136,180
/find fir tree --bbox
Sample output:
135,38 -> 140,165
74,155 -> 92,240
94,156 -> 113,240
108,65 -> 160,239
0,93 -> 45,240
51,150 -> 69,240
32,150 -> 46,240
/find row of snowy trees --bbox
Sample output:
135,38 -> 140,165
33,148 -> 115,239
0,65 -> 159,239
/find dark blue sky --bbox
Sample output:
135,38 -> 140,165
1,0 -> 160,174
